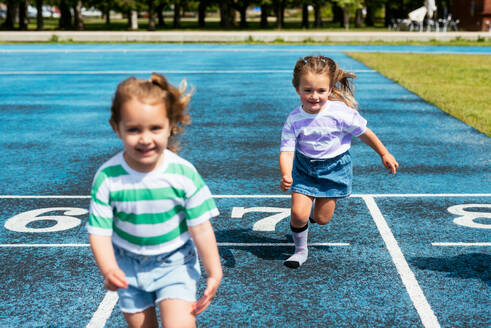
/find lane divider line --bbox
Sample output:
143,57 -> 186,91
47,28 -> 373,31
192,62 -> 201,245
0,69 -> 375,75
0,242 -> 349,247
432,242 -> 490,247
362,195 -> 440,328
0,193 -> 489,199
86,291 -> 118,328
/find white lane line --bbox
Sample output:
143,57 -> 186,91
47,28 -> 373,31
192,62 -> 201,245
218,242 -> 349,246
362,195 -> 440,328
0,69 -> 375,75
432,242 -> 491,247
86,291 -> 118,328
0,244 -> 89,247
0,49 -> 487,55
0,193 -> 490,199
0,242 -> 349,247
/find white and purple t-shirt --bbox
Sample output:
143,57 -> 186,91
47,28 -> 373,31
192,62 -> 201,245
281,101 -> 367,159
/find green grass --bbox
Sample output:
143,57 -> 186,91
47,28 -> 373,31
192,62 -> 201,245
347,52 -> 491,136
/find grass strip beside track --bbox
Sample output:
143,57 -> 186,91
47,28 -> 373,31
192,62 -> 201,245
347,52 -> 491,136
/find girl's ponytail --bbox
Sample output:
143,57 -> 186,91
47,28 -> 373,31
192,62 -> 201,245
330,67 -> 358,109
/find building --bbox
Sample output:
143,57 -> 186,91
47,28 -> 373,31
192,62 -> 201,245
452,0 -> 491,30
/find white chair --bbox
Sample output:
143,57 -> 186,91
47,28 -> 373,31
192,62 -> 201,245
408,7 -> 427,32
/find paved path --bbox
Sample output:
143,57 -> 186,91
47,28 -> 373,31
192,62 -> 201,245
0,30 -> 489,42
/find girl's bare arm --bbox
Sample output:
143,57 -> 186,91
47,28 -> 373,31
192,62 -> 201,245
189,221 -> 222,315
279,151 -> 295,191
358,128 -> 399,174
89,234 -> 128,290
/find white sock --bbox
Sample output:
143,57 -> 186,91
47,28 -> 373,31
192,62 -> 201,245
284,224 -> 309,268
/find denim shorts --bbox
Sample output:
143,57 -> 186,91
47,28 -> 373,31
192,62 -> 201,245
113,239 -> 201,314
291,150 -> 352,198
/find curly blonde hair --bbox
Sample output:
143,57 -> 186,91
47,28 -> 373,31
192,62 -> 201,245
109,73 -> 192,153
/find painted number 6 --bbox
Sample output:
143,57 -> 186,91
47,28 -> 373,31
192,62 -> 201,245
448,204 -> 491,229
5,207 -> 88,233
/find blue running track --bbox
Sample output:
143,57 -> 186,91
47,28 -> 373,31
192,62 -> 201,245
0,44 -> 489,328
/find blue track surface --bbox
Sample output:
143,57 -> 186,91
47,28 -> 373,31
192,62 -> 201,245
0,44 -> 489,327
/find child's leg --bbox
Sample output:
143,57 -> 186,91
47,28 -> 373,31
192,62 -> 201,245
284,192 -> 313,268
158,299 -> 196,328
313,197 -> 337,225
123,307 -> 159,328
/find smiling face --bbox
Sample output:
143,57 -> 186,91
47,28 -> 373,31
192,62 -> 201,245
113,98 -> 171,172
296,73 -> 331,114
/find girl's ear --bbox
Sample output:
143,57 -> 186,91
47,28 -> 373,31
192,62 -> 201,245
109,119 -> 121,138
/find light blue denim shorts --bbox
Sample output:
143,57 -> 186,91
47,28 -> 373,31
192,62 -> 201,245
113,239 -> 201,314
291,150 -> 352,198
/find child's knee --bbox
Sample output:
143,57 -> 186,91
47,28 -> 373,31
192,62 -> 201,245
315,213 -> 333,225
290,208 -> 309,225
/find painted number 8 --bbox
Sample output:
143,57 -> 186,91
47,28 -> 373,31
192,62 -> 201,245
448,204 -> 491,229
4,207 -> 87,233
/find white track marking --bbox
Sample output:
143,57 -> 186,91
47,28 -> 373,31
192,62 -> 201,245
0,242 -> 348,247
86,291 -> 118,328
1,193 -> 490,199
432,242 -> 491,246
362,195 -> 440,328
0,69 -> 374,75
0,244 -> 90,247
218,242 -> 349,246
0,48 -> 487,55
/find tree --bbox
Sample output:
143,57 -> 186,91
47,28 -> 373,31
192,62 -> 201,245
18,0 -> 28,30
147,0 -> 156,30
233,0 -> 251,28
36,0 -> 44,30
73,0 -> 84,30
259,0 -> 272,28
332,0 -> 363,30
59,0 -> 73,29
219,0 -> 235,28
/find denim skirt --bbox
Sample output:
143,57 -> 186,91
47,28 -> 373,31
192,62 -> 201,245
291,150 -> 352,198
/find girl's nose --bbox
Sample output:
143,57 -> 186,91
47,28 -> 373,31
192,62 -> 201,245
139,131 -> 152,144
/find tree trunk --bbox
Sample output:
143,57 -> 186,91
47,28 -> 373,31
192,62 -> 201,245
129,10 -> 138,30
174,0 -> 181,28
332,3 -> 343,27
105,7 -> 111,25
198,0 -> 206,27
355,8 -> 362,28
275,0 -> 284,29
343,7 -> 349,30
2,0 -> 15,29
148,0 -> 156,30
365,3 -> 374,26
74,1 -> 84,31
384,2 -> 391,27
36,0 -> 44,30
239,6 -> 248,28
156,3 -> 165,27
18,1 -> 28,30
301,3 -> 308,29
59,0 -> 72,29
219,1 -> 234,28
313,1 -> 322,28
260,5 -> 268,28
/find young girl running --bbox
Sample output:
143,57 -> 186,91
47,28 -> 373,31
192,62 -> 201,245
280,55 -> 399,268
88,73 -> 222,327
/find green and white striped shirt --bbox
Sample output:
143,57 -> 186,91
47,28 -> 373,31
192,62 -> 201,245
87,150 -> 219,255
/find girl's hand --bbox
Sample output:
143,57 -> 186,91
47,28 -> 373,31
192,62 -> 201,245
280,175 -> 293,191
381,153 -> 399,174
104,267 -> 128,291
193,276 -> 221,315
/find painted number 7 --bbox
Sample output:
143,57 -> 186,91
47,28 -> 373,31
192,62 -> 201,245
231,207 -> 291,231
